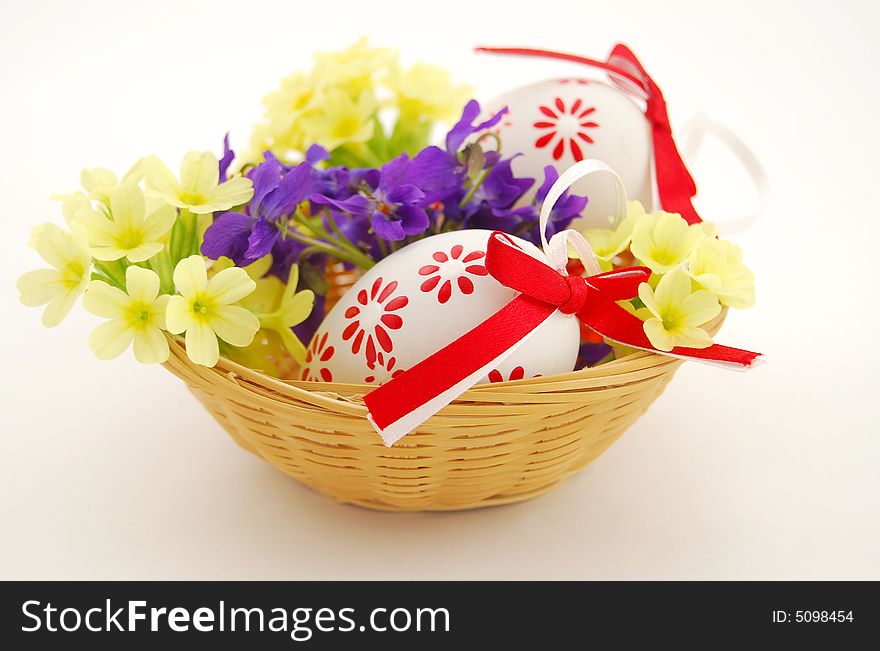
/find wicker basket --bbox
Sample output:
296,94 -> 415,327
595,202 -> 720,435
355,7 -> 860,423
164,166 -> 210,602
162,309 -> 725,511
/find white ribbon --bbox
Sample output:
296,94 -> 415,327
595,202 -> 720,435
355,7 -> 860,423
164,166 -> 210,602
677,112 -> 771,235
540,159 -> 628,276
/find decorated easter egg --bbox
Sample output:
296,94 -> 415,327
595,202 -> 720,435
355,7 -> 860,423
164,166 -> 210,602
301,230 -> 580,386
485,78 -> 653,227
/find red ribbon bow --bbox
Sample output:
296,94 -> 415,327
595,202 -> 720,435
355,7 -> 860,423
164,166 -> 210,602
474,43 -> 702,224
364,232 -> 761,443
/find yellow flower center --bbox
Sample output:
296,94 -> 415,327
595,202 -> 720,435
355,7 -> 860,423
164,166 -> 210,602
291,91 -> 313,112
126,301 -> 154,327
649,246 -> 683,267
120,230 -> 144,250
332,117 -> 361,139
662,314 -> 680,330
62,262 -> 85,289
180,191 -> 206,205
191,297 -> 212,316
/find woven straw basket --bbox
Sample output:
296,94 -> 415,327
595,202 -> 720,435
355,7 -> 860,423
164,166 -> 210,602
162,305 -> 725,512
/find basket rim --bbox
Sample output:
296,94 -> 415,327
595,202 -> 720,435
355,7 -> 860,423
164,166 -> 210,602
163,310 -> 727,412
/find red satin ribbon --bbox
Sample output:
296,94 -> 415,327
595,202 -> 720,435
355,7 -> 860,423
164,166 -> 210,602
364,232 -> 761,434
474,44 -> 702,224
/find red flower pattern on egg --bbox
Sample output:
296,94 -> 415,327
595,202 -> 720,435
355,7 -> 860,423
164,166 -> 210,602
301,331 -> 335,382
342,276 -> 408,367
487,366 -> 542,383
418,244 -> 488,304
364,352 -> 405,385
533,96 -> 599,161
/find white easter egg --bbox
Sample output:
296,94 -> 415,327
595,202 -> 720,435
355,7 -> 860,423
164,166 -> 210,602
301,230 -> 580,386
485,78 -> 653,228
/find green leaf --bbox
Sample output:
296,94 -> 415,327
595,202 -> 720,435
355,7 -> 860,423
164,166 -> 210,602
388,118 -> 433,158
367,117 -> 390,161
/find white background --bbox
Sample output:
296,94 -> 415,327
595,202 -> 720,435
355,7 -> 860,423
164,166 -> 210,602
1,0 -> 878,579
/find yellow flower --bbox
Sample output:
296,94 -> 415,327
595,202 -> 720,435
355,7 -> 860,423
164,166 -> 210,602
583,201 -> 645,262
638,268 -> 721,351
165,256 -> 260,367
385,63 -> 472,123
312,38 -> 397,92
688,237 -> 756,308
617,298 -> 652,321
85,161 -> 144,200
75,183 -> 176,262
79,167 -> 119,204
209,254 -> 273,280
696,221 -> 719,238
83,266 -> 170,363
17,223 -> 91,327
238,265 -> 314,362
143,151 -> 253,214
51,160 -> 144,222
272,72 -> 320,118
298,88 -> 378,152
248,72 -> 320,161
630,210 -> 705,273
53,192 -> 91,226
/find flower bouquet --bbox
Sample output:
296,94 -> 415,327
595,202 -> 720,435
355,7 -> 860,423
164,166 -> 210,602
18,40 -> 761,510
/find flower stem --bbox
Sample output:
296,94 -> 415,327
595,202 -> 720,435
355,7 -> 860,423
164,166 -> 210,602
459,168 -> 489,208
149,248 -> 176,294
94,259 -> 127,291
291,210 -> 376,268
322,209 -> 366,258
477,131 -> 502,152
278,223 -> 374,270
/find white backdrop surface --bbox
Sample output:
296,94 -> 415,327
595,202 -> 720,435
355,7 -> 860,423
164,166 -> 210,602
1,0 -> 878,579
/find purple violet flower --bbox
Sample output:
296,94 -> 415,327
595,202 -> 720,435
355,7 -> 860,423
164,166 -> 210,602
305,144 -> 331,165
368,155 -> 429,241
408,99 -> 508,194
446,99 -> 509,153
218,133 -> 234,182
201,156 -> 313,265
460,156 -> 535,232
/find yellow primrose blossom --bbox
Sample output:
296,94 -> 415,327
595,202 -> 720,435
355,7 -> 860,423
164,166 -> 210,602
143,151 -> 253,214
696,221 -> 719,238
630,210 -> 705,273
237,265 -> 315,362
75,183 -> 176,262
617,298 -> 652,321
582,201 -> 646,265
51,159 -> 145,222
80,161 -> 144,203
688,237 -> 756,308
165,255 -> 260,367
17,223 -> 91,327
385,63 -> 472,123
638,268 -> 721,351
298,88 -> 378,152
54,192 -> 91,226
312,38 -> 397,92
83,266 -> 170,363
209,254 -> 273,280
248,72 -> 320,160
